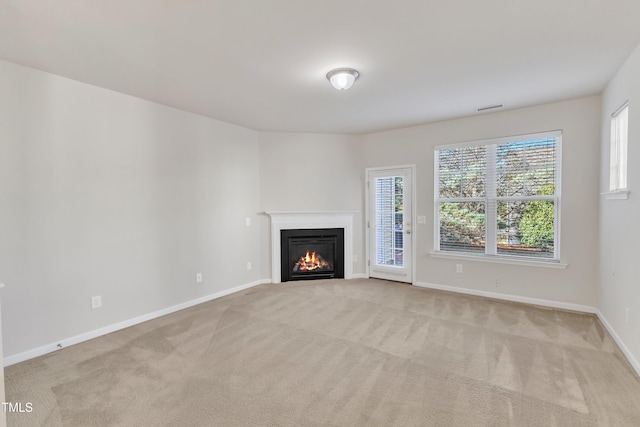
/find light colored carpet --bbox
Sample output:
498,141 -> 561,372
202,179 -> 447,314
5,278 -> 640,426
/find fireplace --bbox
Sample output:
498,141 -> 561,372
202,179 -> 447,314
280,228 -> 344,282
266,211 -> 355,283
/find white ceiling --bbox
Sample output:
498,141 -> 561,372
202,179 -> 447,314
1,0 -> 640,134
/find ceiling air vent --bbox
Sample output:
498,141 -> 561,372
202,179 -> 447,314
477,104 -> 504,112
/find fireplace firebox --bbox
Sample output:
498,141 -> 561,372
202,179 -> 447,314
280,228 -> 344,282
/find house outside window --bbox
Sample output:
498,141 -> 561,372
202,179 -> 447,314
434,131 -> 562,261
610,103 -> 629,192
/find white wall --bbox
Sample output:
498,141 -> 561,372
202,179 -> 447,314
258,132 -> 363,279
0,60 -> 262,359
599,42 -> 640,367
0,55 -> 620,367
357,97 -> 601,306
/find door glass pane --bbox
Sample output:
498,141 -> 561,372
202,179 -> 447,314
376,176 -> 404,267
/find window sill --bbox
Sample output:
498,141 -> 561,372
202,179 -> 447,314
429,251 -> 568,269
601,189 -> 629,200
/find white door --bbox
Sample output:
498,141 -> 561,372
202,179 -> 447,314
367,167 -> 413,283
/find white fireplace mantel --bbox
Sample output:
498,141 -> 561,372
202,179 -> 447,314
265,211 -> 357,283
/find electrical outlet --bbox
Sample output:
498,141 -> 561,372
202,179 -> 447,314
245,217 -> 251,226
196,273 -> 203,283
91,296 -> 102,309
247,261 -> 252,270
456,264 -> 463,273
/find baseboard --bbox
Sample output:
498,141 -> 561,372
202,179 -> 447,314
9,278 -> 638,378
414,281 -> 597,314
594,309 -> 640,377
4,279 -> 266,367
350,273 -> 368,279
414,281 -> 640,377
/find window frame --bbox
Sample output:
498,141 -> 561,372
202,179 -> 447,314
433,130 -> 563,264
609,102 -> 629,195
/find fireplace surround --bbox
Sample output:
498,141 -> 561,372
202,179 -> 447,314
266,211 -> 356,283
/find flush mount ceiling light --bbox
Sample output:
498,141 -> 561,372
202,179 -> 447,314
326,68 -> 359,91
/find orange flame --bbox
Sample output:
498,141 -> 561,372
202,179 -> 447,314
297,250 -> 329,271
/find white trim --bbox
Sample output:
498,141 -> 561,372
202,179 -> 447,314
485,145 -> 497,255
6,278 -> 638,379
371,268 -> 407,276
610,103 -> 629,192
414,281 -> 593,312
265,211 -> 357,283
613,101 -> 630,117
436,195 -> 557,203
411,165 -> 417,284
428,251 -> 568,269
435,130 -> 562,150
555,134 -> 563,260
365,164 -> 417,284
435,131 -> 562,261
4,279 -> 265,367
414,281 -> 639,378
601,189 -> 630,200
595,309 -> 640,377
365,165 -> 417,284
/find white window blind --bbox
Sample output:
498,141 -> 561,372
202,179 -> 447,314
610,103 -> 629,192
376,177 -> 404,266
435,131 -> 561,260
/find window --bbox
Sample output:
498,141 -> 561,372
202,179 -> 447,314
610,103 -> 629,192
375,176 -> 404,266
435,131 -> 561,261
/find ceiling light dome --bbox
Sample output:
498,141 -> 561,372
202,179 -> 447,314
326,68 -> 359,91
